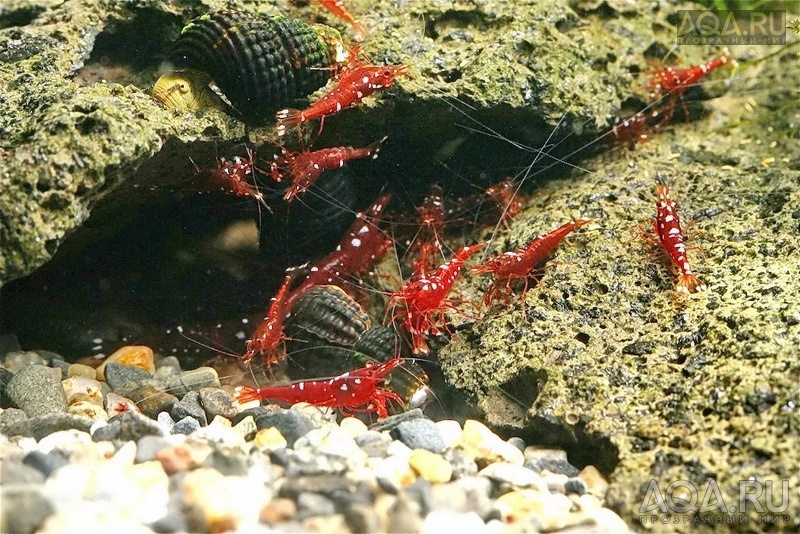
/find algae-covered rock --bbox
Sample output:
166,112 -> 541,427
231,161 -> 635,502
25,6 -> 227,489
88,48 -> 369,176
1,0 -> 663,286
437,37 -> 800,530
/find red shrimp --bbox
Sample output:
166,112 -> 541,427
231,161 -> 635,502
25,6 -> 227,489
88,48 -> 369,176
471,218 -> 592,306
272,137 -> 387,202
286,194 -> 392,309
483,178 -> 522,228
317,0 -> 367,40
390,243 -> 484,354
234,357 -> 405,418
275,63 -> 410,135
409,185 -> 446,278
647,52 -> 733,119
610,109 -> 665,149
194,148 -> 269,209
653,178 -> 706,294
243,275 -> 294,366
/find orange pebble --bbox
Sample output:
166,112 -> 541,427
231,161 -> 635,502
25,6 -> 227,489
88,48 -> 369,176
96,345 -> 155,381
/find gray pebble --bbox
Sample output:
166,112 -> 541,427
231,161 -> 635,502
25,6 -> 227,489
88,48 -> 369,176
508,436 -> 526,452
444,448 -> 479,479
23,450 -> 69,478
171,416 -> 201,435
155,355 -> 182,374
104,362 -> 152,392
3,351 -> 47,372
523,457 -> 580,477
564,477 -> 587,495
1,461 -> 46,485
157,411 -> 175,430
6,365 -> 67,417
0,407 -> 27,434
455,477 -> 494,520
404,477 -> 434,515
170,391 -> 207,427
254,410 -> 313,447
161,367 -> 219,397
283,451 -> 348,477
370,408 -> 424,432
0,367 -> 14,408
49,359 -> 71,379
355,431 -> 392,457
203,449 -> 250,477
393,418 -> 446,453
344,503 -> 383,533
296,492 -> 337,520
387,494 -> 423,533
3,414 -> 93,440
0,485 -> 54,534
279,474 -> 357,499
135,435 -> 172,463
93,410 -> 165,442
198,387 -> 238,421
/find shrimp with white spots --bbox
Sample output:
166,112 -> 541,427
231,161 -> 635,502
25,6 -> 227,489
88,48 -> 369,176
653,176 -> 707,294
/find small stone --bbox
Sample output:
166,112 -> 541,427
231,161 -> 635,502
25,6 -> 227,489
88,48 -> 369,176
62,376 -> 104,406
0,484 -> 55,534
157,445 -> 197,474
344,503 -> 382,533
125,385 -> 178,419
373,454 -> 417,492
6,365 -> 68,417
454,476 -> 494,520
435,419 -> 462,449
492,489 -> 554,523
393,418 -> 446,453
104,393 -> 140,418
296,492 -> 337,520
290,402 -> 337,429
507,436 -> 526,452
295,426 -> 368,470
67,363 -> 96,379
387,494 -> 423,533
260,497 -> 297,524
172,416 -> 201,435
96,345 -> 155,381
339,416 -> 369,438
279,474 -> 358,499
3,350 -> 47,371
157,411 -> 175,432
255,427 -> 288,451
23,450 -> 69,478
204,449 -> 249,477
162,367 -> 220,397
371,407 -> 424,432
94,410 -> 165,442
0,367 -> 14,408
479,462 -> 547,491
1,461 -> 46,484
0,407 -> 27,433
182,468 -> 240,533
443,448 -> 478,479
103,362 -> 152,392
231,415 -> 257,441
171,391 -> 208,427
524,456 -> 580,477
3,413 -> 93,440
303,514 -> 349,534
579,465 -> 609,499
49,359 -> 71,379
66,400 -> 108,422
198,387 -> 238,421
422,511 -> 484,533
386,439 -> 413,459
355,431 -> 392,457
409,449 -> 453,484
135,435 -> 172,463
564,477 -> 588,495
254,410 -> 313,447
457,419 -> 523,467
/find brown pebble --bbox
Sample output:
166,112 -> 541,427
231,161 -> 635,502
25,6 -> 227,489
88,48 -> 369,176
156,445 -> 195,474
67,363 -> 97,380
260,497 -> 297,524
97,345 -> 155,381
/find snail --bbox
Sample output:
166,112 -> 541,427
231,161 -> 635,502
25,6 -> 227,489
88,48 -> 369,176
153,9 -> 349,123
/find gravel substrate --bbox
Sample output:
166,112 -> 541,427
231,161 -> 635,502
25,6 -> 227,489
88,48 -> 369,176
0,348 -> 628,533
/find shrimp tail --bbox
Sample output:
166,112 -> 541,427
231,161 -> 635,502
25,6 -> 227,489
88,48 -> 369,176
233,386 -> 264,404
275,108 -> 304,136
676,274 -> 707,294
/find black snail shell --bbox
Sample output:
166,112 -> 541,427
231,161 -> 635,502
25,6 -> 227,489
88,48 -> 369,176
154,9 -> 348,122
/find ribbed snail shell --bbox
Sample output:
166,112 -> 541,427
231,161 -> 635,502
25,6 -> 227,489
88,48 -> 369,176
155,9 -> 347,122
286,285 -> 371,349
